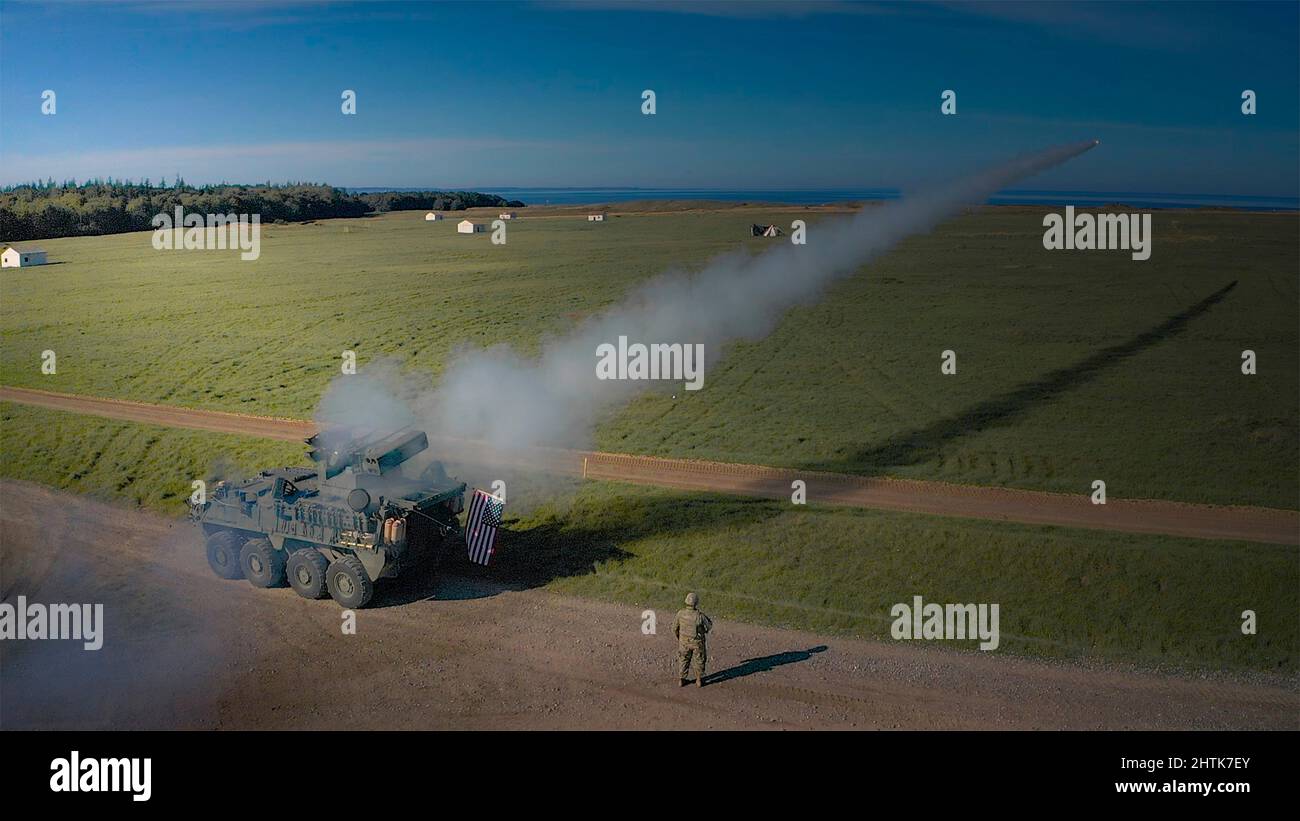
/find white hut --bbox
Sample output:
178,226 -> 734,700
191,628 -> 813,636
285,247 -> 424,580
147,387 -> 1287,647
587,214 -> 605,222
1,246 -> 47,267
498,212 -> 517,220
424,212 -> 443,221
457,220 -> 484,234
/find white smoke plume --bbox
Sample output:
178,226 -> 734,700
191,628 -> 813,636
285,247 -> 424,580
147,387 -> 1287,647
318,141 -> 1098,460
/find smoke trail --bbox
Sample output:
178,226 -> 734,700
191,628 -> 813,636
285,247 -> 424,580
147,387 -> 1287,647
319,141 -> 1097,459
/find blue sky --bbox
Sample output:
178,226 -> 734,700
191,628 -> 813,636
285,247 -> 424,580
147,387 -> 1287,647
1,0 -> 1296,194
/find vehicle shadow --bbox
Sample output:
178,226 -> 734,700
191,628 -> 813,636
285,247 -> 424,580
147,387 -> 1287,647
704,645 -> 828,686
368,491 -> 786,608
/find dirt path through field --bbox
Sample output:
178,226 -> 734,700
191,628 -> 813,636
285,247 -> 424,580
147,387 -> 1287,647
1,480 -> 1293,730
1,385 -> 1296,545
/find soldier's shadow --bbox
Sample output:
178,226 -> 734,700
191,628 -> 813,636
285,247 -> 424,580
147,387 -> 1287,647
704,645 -> 828,685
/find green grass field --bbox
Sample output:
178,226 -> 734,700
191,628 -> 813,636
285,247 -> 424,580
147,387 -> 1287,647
2,204 -> 1297,674
2,205 -> 1295,507
0,404 -> 1293,674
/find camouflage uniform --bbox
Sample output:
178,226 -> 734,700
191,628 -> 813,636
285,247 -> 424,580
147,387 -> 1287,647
673,592 -> 713,686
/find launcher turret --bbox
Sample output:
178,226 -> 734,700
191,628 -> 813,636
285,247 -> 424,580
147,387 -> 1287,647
306,428 -> 429,480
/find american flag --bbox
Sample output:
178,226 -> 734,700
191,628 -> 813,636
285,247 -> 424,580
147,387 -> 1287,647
465,489 -> 505,565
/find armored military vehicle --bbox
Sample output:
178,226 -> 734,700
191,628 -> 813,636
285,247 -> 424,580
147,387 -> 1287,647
190,428 -> 469,608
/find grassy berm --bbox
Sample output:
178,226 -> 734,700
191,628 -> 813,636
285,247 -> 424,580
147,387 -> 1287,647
0,405 -> 1293,675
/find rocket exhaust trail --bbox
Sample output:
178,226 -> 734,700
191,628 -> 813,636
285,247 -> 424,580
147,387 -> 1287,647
318,141 -> 1099,458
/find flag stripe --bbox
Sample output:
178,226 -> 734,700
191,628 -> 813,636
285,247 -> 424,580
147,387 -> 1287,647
465,489 -> 503,565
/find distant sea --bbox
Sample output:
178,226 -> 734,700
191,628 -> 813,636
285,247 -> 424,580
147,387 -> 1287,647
349,187 -> 1299,212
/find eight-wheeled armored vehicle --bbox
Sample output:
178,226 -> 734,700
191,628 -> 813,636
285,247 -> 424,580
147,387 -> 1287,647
190,428 -> 472,608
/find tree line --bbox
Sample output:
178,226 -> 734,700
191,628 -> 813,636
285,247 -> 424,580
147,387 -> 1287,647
0,179 -> 527,242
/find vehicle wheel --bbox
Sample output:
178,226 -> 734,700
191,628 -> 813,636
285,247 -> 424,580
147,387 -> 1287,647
326,555 -> 374,609
240,538 -> 285,588
286,549 -> 329,600
205,531 -> 244,579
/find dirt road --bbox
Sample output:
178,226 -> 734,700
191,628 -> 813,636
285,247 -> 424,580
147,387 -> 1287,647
0,481 -> 1293,730
2,385 -> 1296,544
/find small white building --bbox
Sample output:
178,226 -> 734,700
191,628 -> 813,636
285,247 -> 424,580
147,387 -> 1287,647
499,212 -> 517,220
1,246 -> 47,267
587,214 -> 605,222
424,212 -> 443,221
457,220 -> 484,234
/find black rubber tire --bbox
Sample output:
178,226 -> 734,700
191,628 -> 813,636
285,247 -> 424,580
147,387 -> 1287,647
240,538 -> 285,588
205,531 -> 244,579
325,555 -> 374,609
286,549 -> 329,600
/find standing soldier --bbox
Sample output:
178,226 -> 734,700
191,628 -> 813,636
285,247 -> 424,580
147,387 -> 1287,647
674,592 -> 713,687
